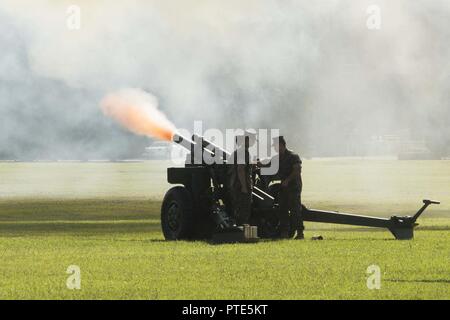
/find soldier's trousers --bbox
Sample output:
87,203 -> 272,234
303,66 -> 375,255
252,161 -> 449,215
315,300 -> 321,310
231,191 -> 252,225
278,189 -> 304,234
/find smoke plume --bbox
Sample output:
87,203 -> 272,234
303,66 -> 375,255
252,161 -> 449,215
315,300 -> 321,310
0,0 -> 449,159
100,89 -> 176,141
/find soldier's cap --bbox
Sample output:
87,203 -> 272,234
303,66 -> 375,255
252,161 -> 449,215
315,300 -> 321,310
272,135 -> 286,146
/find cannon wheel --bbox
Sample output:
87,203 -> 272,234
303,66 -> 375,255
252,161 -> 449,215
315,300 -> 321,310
161,186 -> 194,240
258,183 -> 296,239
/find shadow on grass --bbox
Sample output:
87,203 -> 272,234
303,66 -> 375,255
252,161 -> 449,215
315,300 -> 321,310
416,226 -> 450,231
386,279 -> 450,284
0,199 -> 448,238
307,226 -> 387,232
0,199 -> 161,221
0,199 -> 162,236
0,221 -> 161,236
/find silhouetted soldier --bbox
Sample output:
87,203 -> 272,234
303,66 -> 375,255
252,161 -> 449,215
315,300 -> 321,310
270,136 -> 304,239
227,131 -> 256,226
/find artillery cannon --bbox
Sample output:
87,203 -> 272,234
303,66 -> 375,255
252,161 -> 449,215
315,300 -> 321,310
161,133 -> 439,242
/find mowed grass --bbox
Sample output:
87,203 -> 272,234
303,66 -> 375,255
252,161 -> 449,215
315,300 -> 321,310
0,160 -> 449,299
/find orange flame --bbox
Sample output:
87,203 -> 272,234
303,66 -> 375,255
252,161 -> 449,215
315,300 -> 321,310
100,89 -> 176,141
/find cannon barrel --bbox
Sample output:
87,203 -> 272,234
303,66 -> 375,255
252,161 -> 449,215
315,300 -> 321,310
172,133 -> 223,162
172,133 -> 195,151
192,134 -> 229,162
193,134 -> 274,201
171,133 -> 272,202
172,133 -> 205,164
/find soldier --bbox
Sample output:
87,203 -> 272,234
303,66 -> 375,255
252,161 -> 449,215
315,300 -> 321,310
227,131 -> 256,226
271,136 -> 304,239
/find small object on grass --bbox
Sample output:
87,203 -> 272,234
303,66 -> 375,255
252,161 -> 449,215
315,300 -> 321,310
312,235 -> 323,240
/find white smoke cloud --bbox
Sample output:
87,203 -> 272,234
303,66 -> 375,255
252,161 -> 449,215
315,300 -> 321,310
0,0 -> 449,158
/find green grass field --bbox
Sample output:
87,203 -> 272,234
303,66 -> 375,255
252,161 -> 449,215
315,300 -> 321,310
0,160 -> 449,299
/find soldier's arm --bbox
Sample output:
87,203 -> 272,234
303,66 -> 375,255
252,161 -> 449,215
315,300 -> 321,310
282,163 -> 301,186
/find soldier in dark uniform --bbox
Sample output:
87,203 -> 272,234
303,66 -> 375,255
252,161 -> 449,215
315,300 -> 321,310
270,136 -> 304,239
227,131 -> 256,226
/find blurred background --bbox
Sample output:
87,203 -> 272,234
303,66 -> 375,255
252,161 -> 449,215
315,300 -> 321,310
0,0 -> 449,160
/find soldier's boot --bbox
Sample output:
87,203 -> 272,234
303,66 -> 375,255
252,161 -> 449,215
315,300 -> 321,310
294,226 -> 304,240
294,230 -> 304,240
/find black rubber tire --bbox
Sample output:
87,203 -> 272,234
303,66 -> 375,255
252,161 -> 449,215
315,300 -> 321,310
161,186 -> 194,240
